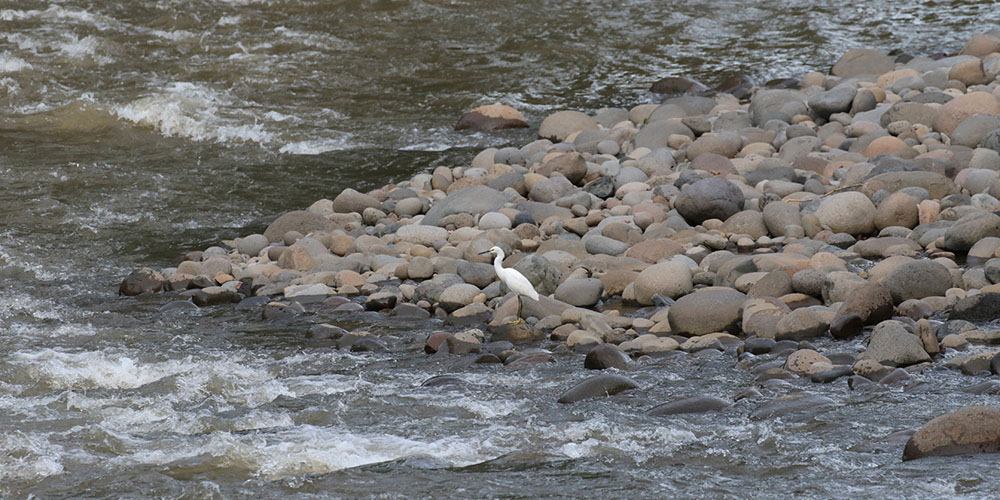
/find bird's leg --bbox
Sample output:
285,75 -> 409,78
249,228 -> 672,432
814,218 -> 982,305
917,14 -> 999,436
511,295 -> 526,324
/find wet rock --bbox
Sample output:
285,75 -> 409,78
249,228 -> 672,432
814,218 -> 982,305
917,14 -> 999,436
489,322 -> 544,345
308,323 -> 347,340
556,374 -> 639,404
650,76 -> 709,95
785,348 -> 833,376
810,365 -> 854,383
750,393 -> 836,420
647,396 -> 732,416
539,110 -> 599,142
634,261 -> 693,306
668,289 -> 746,337
159,300 -> 199,313
584,344 -> 631,370
674,177 -> 745,225
392,303 -> 430,319
119,268 -> 164,296
455,104 -> 528,131
351,337 -> 387,352
420,374 -> 470,387
904,406 -> 1000,461
365,291 -> 397,311
829,313 -> 864,340
858,320 -> 931,366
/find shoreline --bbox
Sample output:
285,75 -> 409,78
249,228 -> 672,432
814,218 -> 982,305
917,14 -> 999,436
120,31 -> 1000,460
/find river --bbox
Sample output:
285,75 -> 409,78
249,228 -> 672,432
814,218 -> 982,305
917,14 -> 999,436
2,0 -> 1000,498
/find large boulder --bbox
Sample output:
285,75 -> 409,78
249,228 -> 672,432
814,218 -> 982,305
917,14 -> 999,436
880,260 -> 953,304
831,49 -> 894,78
814,191 -> 876,236
332,188 -> 381,214
749,89 -> 808,125
633,261 -> 694,305
857,320 -> 931,366
535,152 -> 588,186
949,293 -> 1000,322
674,177 -> 745,225
539,110 -> 599,142
904,406 -> 1000,461
263,210 -> 338,242
933,91 -> 1000,136
667,288 -> 747,337
422,186 -> 506,227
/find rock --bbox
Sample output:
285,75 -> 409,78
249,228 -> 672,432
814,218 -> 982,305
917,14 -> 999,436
332,188 -> 381,214
119,268 -> 164,296
858,320 -> 931,366
950,293 -> 1000,322
633,261 -> 694,306
785,349 -> 833,376
236,234 -> 269,256
650,76 -> 709,95
478,212 -> 511,230
554,278 -> 604,307
811,365 -> 855,383
831,49 -> 894,77
747,270 -> 794,298
721,210 -> 768,239
584,235 -> 629,256
904,406 -> 1000,461
455,104 -> 528,131
949,58 -> 992,86
583,176 -> 615,199
619,334 -> 679,353
749,89 -> 808,125
667,289 -> 746,337
556,374 -> 639,404
536,152 -> 588,186
458,261 -> 495,288
762,201 -> 802,237
364,291 -> 397,311
422,186 -> 506,227
284,283 -> 333,298
647,396 -> 732,416
439,283 -> 480,312
829,313 -> 864,340
942,212 -> 1000,252
881,259 -> 954,304
539,110 -> 599,142
489,323 -> 543,344
674,177 -> 745,225
835,282 -> 893,325
263,210 -> 337,242
933,92 -> 1000,136
512,254 -> 562,296
861,171 -> 958,201
750,393 -> 836,420
396,224 -> 448,246
529,176 -> 577,203
775,308 -> 829,341
624,239 -> 684,264
584,344 -> 631,370
814,191 -> 876,236
808,84 -> 857,117
951,115 -> 1000,148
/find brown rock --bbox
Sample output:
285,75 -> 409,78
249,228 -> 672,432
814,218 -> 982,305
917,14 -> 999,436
961,34 -> 1000,57
933,92 -> 1000,136
904,406 -> 1000,461
455,104 -> 528,131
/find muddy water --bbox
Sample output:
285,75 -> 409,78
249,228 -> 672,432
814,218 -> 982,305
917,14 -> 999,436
2,0 -> 1000,497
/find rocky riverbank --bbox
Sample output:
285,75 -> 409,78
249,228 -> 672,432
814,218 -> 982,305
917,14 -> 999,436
121,30 -> 1000,460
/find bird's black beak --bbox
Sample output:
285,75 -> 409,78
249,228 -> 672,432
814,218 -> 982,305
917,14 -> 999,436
478,249 -> 492,255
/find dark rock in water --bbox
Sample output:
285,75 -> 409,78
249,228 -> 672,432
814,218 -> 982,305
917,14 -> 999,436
829,314 -> 864,340
424,332 -> 451,354
308,323 -> 347,340
847,375 -> 880,392
715,74 -> 754,99
158,300 -> 199,313
949,293 -> 1000,322
183,288 -> 237,307
650,76 -> 708,95
365,292 -> 397,311
119,268 -> 164,296
455,104 -> 528,131
262,303 -> 303,321
877,367 -> 910,385
420,375 -> 470,387
992,352 -> 1000,375
744,337 -> 777,355
903,406 -> 1000,461
750,393 -> 836,420
584,344 -> 630,370
446,336 -> 481,355
504,351 -> 557,369
647,396 -> 732,416
557,374 -> 639,404
350,337 -> 387,352
810,365 -> 854,383
962,380 -> 1000,395
391,302 -> 430,319
674,177 -> 745,225
490,323 -> 543,345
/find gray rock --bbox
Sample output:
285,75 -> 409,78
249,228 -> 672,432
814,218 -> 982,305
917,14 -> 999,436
981,128 -> 1000,153
859,320 -> 931,366
396,224 -> 448,246
539,110 -> 599,142
512,254 -> 562,295
458,261 -> 496,288
835,282 -> 893,325
263,210 -> 338,242
632,120 -> 694,149
815,191 -> 876,236
674,177 -> 745,225
808,84 -> 858,117
583,176 -> 615,199
584,234 -> 629,256
943,212 -> 1000,252
236,234 -> 269,256
332,188 -> 382,214
394,197 -> 424,217
667,289 -> 746,337
831,48 -> 894,77
634,261 -> 694,305
762,201 -> 802,237
556,374 -> 639,403
952,115 -> 1000,148
439,283 -> 480,312
750,393 -> 836,420
881,260 -> 953,304
647,396 -> 732,416
422,186 -> 506,227
775,308 -> 828,341
749,89 -> 808,125
554,278 -> 604,307
747,270 -> 794,298
949,293 -> 1000,322
584,344 -> 630,370
721,210 -> 768,239
536,152 -> 588,185
529,176 -> 577,203
478,211 -> 512,230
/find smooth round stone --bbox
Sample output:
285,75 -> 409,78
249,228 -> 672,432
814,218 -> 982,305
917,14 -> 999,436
407,256 -> 434,280
394,197 -> 424,217
236,234 -> 269,256
478,211 -> 512,230
554,278 -> 604,307
633,261 -> 693,306
815,191 -> 876,236
584,344 -> 630,370
597,139 -> 620,156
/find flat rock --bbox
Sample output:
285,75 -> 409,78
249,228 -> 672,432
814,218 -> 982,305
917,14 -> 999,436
647,396 -> 732,416
556,374 -> 639,404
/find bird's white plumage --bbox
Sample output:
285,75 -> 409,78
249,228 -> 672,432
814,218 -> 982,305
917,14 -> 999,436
486,246 -> 539,300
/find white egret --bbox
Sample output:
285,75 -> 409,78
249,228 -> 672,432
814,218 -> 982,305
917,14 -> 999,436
478,246 -> 539,323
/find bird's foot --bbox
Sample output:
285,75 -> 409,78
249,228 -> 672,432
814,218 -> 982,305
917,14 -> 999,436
507,317 -> 526,325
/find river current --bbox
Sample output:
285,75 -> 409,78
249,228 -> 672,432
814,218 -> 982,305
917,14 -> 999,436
2,1 -> 1000,498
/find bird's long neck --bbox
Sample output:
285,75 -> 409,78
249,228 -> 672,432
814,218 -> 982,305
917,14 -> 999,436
493,252 -> 505,276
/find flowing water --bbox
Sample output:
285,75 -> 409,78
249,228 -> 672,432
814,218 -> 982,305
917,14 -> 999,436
3,0 -> 1000,498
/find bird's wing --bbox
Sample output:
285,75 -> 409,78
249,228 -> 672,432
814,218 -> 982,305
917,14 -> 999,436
502,269 -> 540,300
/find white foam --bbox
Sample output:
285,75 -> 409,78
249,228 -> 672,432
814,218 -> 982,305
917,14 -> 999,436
0,432 -> 65,481
11,349 -> 197,391
279,137 -> 353,155
218,15 -> 242,26
0,52 -> 31,72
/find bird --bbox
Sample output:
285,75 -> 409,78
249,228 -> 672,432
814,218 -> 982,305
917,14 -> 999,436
478,246 -> 539,324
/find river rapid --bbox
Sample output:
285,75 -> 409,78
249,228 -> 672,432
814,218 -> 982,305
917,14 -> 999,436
2,1 -> 1000,498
